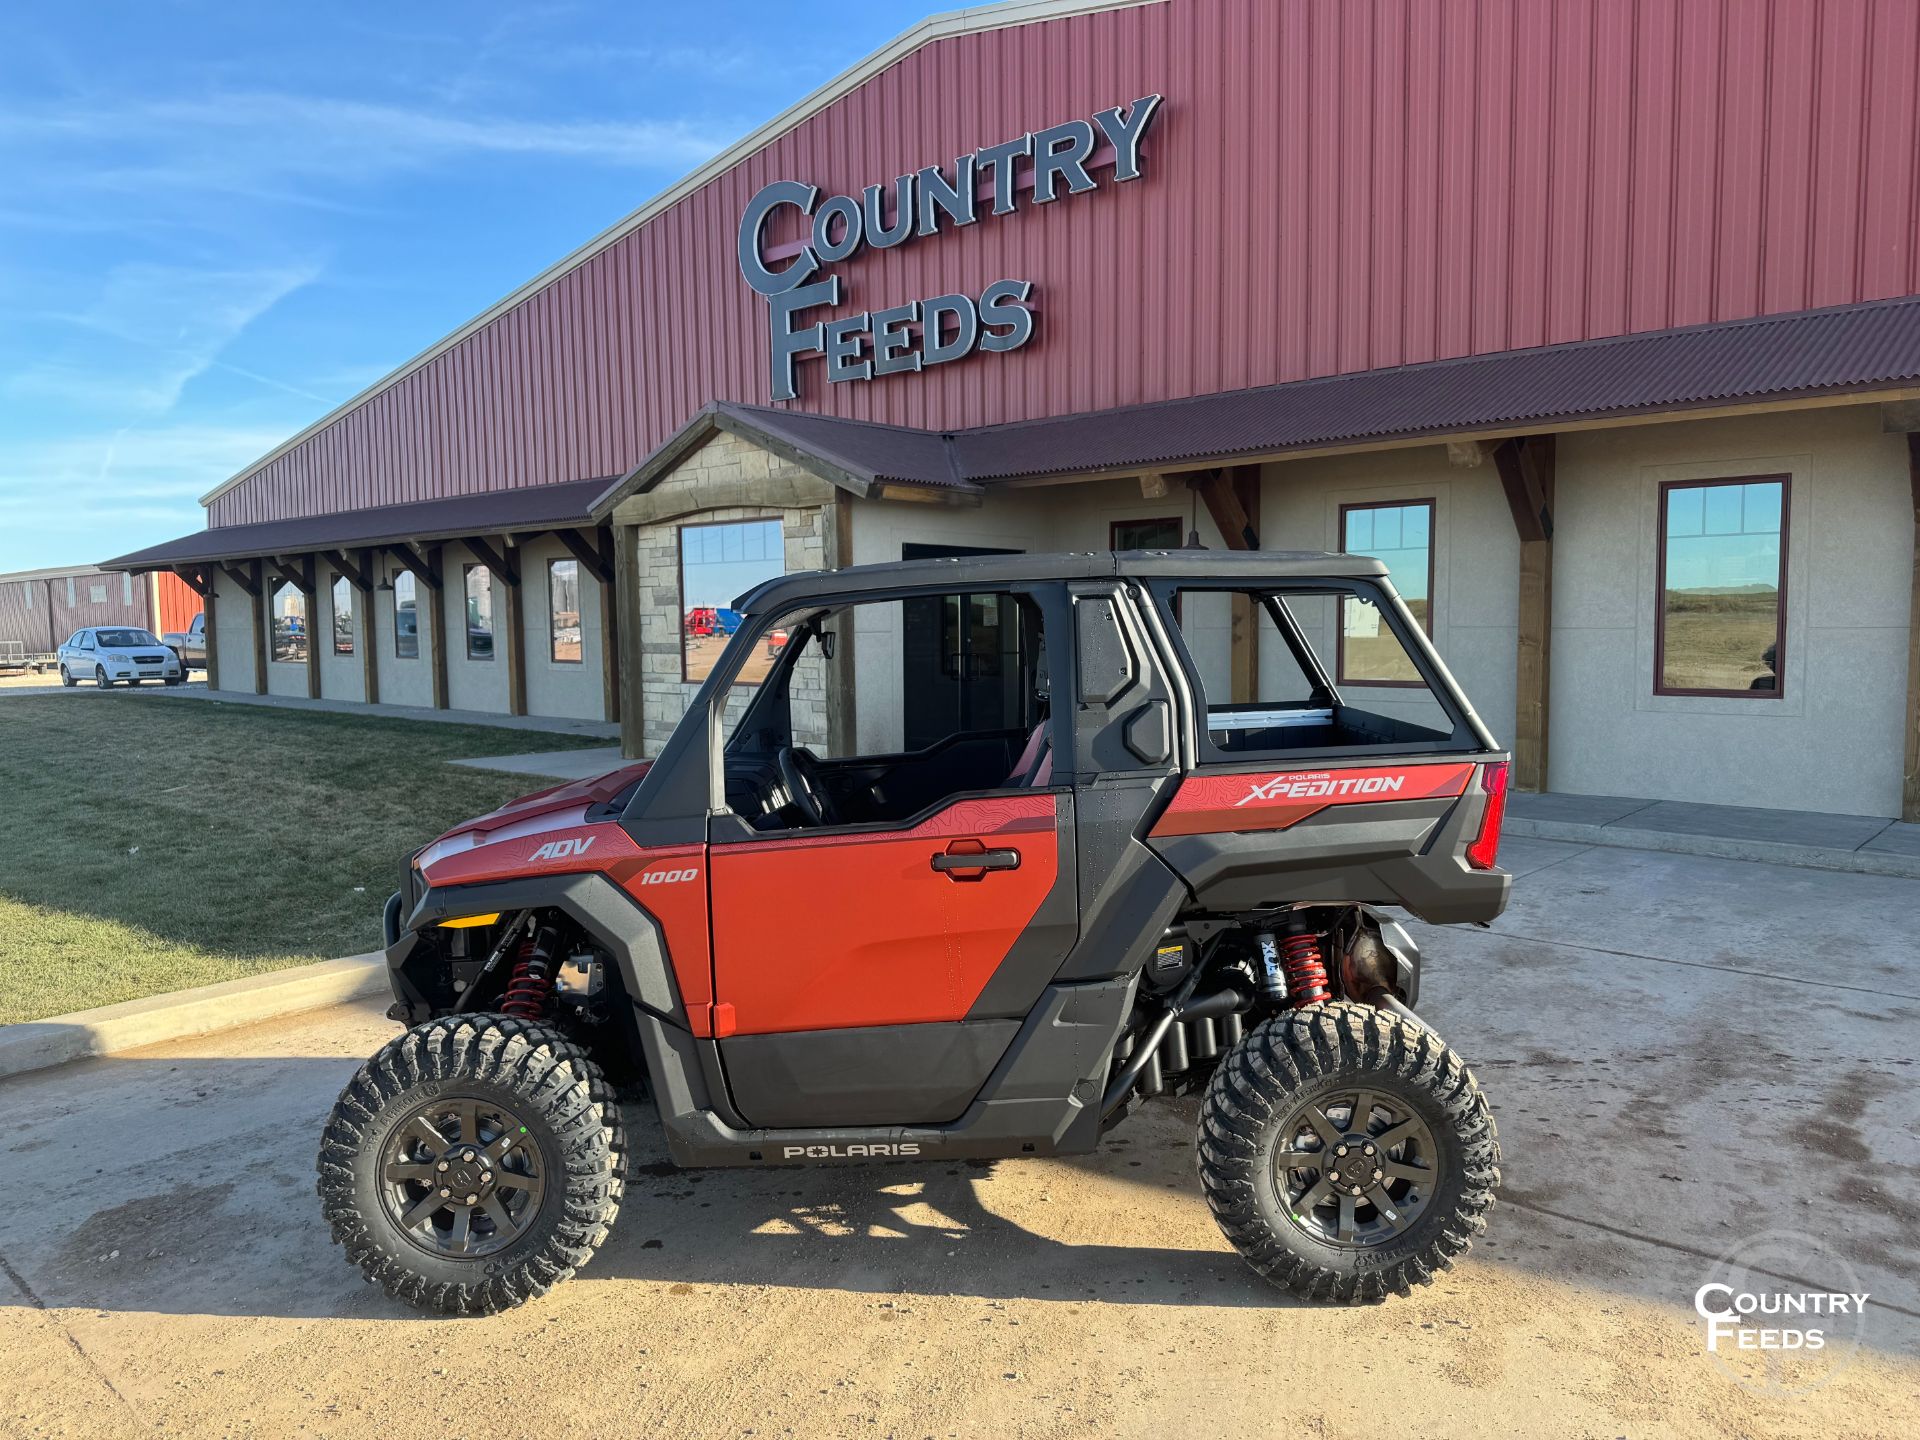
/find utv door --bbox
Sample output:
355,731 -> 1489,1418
705,582 -> 1078,1130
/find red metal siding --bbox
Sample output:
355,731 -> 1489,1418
212,0 -> 1920,526
153,571 -> 201,636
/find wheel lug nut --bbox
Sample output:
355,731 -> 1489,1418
436,1161 -> 448,1172
481,1172 -> 493,1184
1372,1168 -> 1384,1181
439,1188 -> 450,1198
465,1193 -> 479,1205
1350,1185 -> 1364,1196
1362,1144 -> 1375,1156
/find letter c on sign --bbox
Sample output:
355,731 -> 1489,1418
1695,1282 -> 1733,1319
738,180 -> 820,296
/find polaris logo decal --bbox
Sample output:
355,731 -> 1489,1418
1236,773 -> 1406,806
781,1143 -> 922,1160
528,837 -> 596,861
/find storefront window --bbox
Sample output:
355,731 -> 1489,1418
1657,477 -> 1787,696
1110,516 -> 1182,550
679,518 -> 784,683
332,576 -> 354,656
394,571 -> 418,659
1339,500 -> 1433,685
465,565 -> 495,660
549,558 -> 582,663
271,580 -> 307,663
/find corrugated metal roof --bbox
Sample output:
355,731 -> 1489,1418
700,296 -> 1920,487
102,475 -> 613,571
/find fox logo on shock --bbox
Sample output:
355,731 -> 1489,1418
528,837 -> 596,861
1235,773 -> 1406,806
781,1143 -> 922,1160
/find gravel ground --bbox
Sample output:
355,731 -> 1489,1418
2,837 -> 1916,1438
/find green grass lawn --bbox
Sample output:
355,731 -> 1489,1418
0,696 -> 610,1024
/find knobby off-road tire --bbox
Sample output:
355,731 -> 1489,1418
1198,1001 -> 1499,1303
316,1014 -> 627,1315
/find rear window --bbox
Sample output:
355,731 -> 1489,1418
1157,583 -> 1468,761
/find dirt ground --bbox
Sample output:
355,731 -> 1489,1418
2,837 -> 1916,1438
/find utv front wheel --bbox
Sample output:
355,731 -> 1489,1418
1198,1001 -> 1498,1303
316,1014 -> 626,1314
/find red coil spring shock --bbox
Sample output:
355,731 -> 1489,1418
500,937 -> 556,1020
1279,932 -> 1332,1007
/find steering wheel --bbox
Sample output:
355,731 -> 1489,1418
776,745 -> 837,827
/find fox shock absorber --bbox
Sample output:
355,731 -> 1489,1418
1256,924 -> 1333,1007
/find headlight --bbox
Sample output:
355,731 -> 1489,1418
107,653 -> 130,663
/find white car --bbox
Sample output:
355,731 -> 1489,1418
57,627 -> 185,687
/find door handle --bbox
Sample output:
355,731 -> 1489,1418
931,846 -> 1021,874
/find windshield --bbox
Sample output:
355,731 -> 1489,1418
96,629 -> 160,647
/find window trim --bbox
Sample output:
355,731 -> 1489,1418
1653,474 -> 1790,700
1109,516 -> 1183,551
677,515 -> 785,685
1336,498 -> 1435,689
463,563 -> 495,662
393,570 -> 419,660
269,578 -> 306,665
548,557 -> 583,665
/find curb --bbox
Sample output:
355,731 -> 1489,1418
0,953 -> 388,1083
1504,817 -> 1920,881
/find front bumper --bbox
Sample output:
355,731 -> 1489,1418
106,662 -> 181,680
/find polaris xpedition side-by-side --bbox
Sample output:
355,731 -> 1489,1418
317,550 -> 1511,1313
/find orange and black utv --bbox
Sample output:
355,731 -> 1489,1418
319,551 -> 1508,1313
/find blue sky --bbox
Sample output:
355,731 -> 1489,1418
0,1 -> 911,572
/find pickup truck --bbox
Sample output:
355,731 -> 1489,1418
163,613 -> 207,668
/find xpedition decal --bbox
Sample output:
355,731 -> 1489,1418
1151,763 -> 1478,839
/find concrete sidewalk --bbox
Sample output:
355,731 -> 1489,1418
1507,789 -> 1920,879
141,682 -> 618,738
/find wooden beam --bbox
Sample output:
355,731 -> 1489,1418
614,523 -> 644,757
204,577 -> 221,691
1192,468 -> 1260,550
385,542 -> 442,591
355,549 -> 379,705
420,545 -> 449,710
826,498 -> 858,755
218,561 -> 261,598
323,548 -> 372,593
170,565 -> 208,598
246,560 -> 267,695
1904,434 -> 1920,822
463,535 -> 520,588
598,526 -> 620,725
268,555 -> 314,594
554,527 -> 614,586
1495,437 -> 1556,792
503,567 -> 527,717
1227,464 -> 1262,703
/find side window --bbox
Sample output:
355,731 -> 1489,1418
1657,476 -> 1786,696
718,590 -> 1050,830
464,565 -> 494,660
393,572 -> 419,659
548,559 -> 581,663
680,518 -> 784,682
1163,585 -> 1459,759
271,581 -> 306,662
332,576 -> 355,656
1339,500 -> 1433,685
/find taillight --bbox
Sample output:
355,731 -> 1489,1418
1465,762 -> 1509,871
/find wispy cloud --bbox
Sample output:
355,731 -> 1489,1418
0,422 -> 298,566
5,92 -> 737,192
9,260 -> 324,415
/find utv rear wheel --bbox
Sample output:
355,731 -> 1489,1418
1198,1001 -> 1498,1303
316,1014 -> 626,1315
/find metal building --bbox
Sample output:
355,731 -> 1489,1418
106,0 -> 1920,820
0,566 -> 197,663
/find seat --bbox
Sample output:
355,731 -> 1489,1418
1005,721 -> 1053,787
